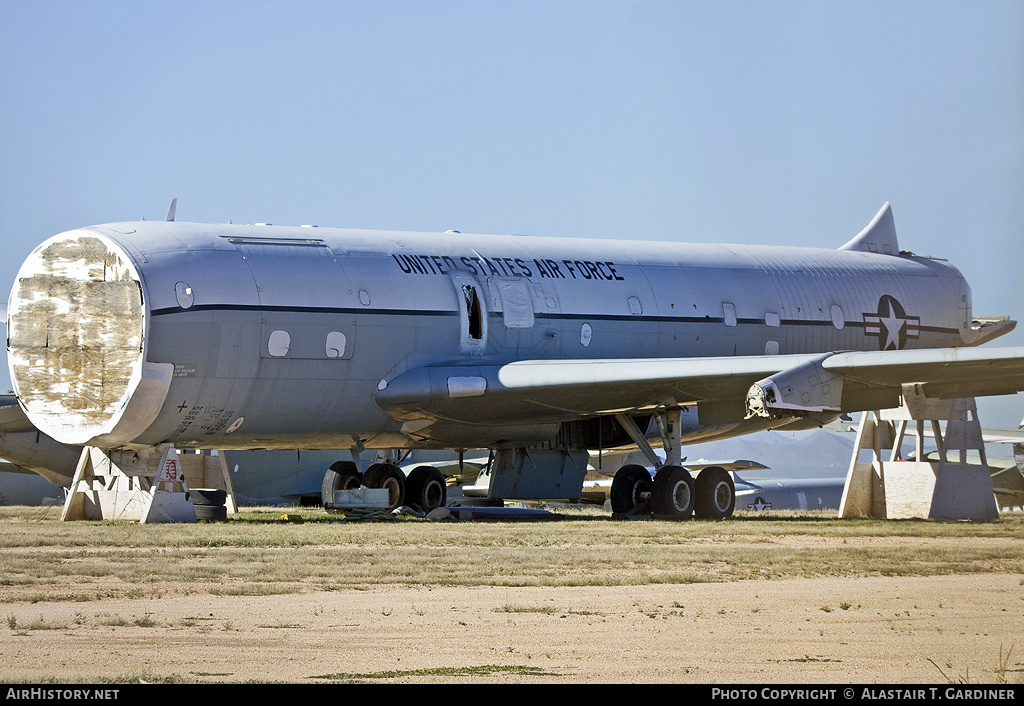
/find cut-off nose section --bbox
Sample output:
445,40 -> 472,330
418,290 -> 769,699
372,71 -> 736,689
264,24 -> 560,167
7,229 -> 169,446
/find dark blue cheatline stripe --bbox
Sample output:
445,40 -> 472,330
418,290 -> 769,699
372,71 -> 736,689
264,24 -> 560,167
148,303 -> 960,335
149,304 -> 457,318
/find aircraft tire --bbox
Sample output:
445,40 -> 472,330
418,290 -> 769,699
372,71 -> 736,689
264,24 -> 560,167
190,488 -> 227,507
363,463 -> 405,510
694,466 -> 735,520
321,460 -> 362,509
405,466 -> 447,513
610,464 -> 653,515
195,504 -> 228,522
651,465 -> 694,520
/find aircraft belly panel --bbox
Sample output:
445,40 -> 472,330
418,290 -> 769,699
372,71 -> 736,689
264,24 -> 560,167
139,371 -> 391,449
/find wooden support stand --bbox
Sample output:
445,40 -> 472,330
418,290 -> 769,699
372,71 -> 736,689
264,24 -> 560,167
839,395 -> 998,521
175,449 -> 238,515
61,445 -> 237,522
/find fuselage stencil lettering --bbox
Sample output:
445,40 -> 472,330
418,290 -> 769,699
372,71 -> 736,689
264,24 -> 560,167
391,253 -> 624,282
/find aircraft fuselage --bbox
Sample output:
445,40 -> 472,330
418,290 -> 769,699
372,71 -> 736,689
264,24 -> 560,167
8,220 -> 973,451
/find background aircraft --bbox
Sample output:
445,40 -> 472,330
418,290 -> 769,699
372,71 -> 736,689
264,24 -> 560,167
733,475 -> 847,513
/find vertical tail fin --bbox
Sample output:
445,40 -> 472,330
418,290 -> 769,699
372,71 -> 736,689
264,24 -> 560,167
839,202 -> 899,255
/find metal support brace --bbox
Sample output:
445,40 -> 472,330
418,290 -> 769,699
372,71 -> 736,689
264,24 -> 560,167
614,414 -> 662,469
615,408 -> 685,469
658,408 -> 684,467
349,442 -> 364,473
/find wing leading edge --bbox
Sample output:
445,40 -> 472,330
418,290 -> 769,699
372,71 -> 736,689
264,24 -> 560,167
376,346 -> 1024,429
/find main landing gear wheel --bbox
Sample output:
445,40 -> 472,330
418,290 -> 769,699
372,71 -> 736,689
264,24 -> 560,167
652,465 -> 694,520
405,465 -> 447,513
363,462 -> 405,510
694,466 -> 735,520
321,460 -> 362,509
610,464 -> 654,515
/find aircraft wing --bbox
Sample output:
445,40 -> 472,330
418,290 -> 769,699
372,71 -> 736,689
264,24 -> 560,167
991,467 -> 1024,498
0,398 -> 35,433
685,459 -> 769,472
377,346 -> 1024,426
0,459 -> 39,476
976,429 -> 1024,444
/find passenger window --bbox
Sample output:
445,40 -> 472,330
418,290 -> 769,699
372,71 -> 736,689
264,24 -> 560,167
831,305 -> 845,330
723,303 -> 737,327
580,323 -> 593,347
326,331 -> 347,358
267,330 -> 290,357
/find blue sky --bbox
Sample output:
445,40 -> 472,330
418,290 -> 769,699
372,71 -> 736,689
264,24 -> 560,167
2,0 -> 1023,426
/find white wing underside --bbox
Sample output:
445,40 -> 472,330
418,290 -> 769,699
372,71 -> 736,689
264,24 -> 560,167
377,346 -> 1024,426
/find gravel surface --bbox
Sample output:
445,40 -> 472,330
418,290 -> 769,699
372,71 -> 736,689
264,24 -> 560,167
2,573 -> 1022,683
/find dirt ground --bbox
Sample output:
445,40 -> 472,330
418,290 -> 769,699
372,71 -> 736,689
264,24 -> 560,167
2,573 -> 1022,684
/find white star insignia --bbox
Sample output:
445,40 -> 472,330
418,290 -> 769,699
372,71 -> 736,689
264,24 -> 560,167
880,300 -> 907,350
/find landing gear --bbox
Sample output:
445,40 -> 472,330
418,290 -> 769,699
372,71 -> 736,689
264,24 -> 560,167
610,464 -> 653,515
694,466 -> 735,520
363,462 -> 405,510
405,465 -> 447,513
321,457 -> 422,514
321,460 -> 362,509
610,408 -> 735,521
652,465 -> 694,520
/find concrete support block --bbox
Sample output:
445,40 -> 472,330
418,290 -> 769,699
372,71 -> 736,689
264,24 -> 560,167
839,397 -> 997,521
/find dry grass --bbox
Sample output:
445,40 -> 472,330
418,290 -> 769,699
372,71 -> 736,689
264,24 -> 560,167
0,506 -> 1021,604
1,506 -> 1022,685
